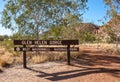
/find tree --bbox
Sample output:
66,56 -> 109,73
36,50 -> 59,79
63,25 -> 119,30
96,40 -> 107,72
1,0 -> 88,39
41,25 -> 64,40
104,0 -> 120,18
104,0 -> 120,50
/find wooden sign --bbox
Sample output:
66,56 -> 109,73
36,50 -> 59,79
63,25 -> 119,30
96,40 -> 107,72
0,38 -> 4,41
14,40 -> 79,45
14,39 -> 79,68
14,47 -> 79,52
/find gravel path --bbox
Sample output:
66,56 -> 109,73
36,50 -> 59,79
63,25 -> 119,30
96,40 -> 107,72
0,48 -> 120,82
0,61 -> 120,82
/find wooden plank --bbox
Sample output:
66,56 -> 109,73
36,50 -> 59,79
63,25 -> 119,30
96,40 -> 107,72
0,38 -> 4,41
14,40 -> 79,45
14,47 -> 79,52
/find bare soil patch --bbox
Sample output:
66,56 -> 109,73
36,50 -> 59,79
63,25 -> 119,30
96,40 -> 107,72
0,48 -> 120,82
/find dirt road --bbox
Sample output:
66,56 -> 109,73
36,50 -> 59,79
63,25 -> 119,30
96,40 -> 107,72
0,48 -> 120,82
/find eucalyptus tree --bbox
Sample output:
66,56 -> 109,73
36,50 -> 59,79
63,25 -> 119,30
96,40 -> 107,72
104,0 -> 120,17
104,0 -> 120,49
1,0 -> 88,39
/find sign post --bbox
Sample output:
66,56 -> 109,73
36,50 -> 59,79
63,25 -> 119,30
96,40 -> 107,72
23,45 -> 27,68
14,40 -> 79,68
67,45 -> 70,65
0,38 -> 4,41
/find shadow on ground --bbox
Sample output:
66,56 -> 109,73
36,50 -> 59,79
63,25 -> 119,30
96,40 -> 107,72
26,67 -> 120,81
73,53 -> 120,66
26,48 -> 120,81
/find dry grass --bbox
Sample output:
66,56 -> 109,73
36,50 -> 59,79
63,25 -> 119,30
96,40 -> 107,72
10,43 -> 119,66
0,43 -> 120,68
81,43 -> 120,55
0,50 -> 14,70
0,60 -> 3,72
11,45 -> 84,64
31,49 -> 83,64
13,56 -> 23,65
32,54 -> 48,63
31,52 -> 67,64
81,43 -> 120,49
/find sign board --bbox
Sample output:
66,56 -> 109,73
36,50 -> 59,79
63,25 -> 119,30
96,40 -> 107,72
14,39 -> 79,68
14,40 -> 79,45
14,47 -> 79,52
0,38 -> 4,41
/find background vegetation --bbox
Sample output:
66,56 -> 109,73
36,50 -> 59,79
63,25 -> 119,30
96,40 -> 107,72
0,0 -> 120,70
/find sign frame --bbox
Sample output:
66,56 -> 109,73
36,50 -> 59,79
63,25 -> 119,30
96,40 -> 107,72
14,40 -> 79,45
14,40 -> 79,68
14,47 -> 79,52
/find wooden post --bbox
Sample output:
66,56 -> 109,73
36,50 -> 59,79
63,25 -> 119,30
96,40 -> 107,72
13,40 -> 79,67
67,45 -> 70,65
23,45 -> 27,68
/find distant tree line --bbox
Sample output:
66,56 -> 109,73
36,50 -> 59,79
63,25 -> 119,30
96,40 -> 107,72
1,0 -> 120,44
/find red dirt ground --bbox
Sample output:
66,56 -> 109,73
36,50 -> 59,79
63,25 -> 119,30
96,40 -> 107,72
0,48 -> 120,82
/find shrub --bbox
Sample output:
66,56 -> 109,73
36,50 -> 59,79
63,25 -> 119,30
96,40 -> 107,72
0,54 -> 13,68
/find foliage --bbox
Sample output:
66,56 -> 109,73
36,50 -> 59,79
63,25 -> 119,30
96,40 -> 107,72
0,35 -> 9,40
84,33 -> 95,42
101,14 -> 120,43
1,0 -> 88,39
104,0 -> 120,17
42,22 -> 97,42
103,0 -> 120,49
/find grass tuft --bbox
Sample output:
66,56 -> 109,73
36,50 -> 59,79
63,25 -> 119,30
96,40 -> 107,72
0,54 -> 13,68
32,54 -> 48,63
